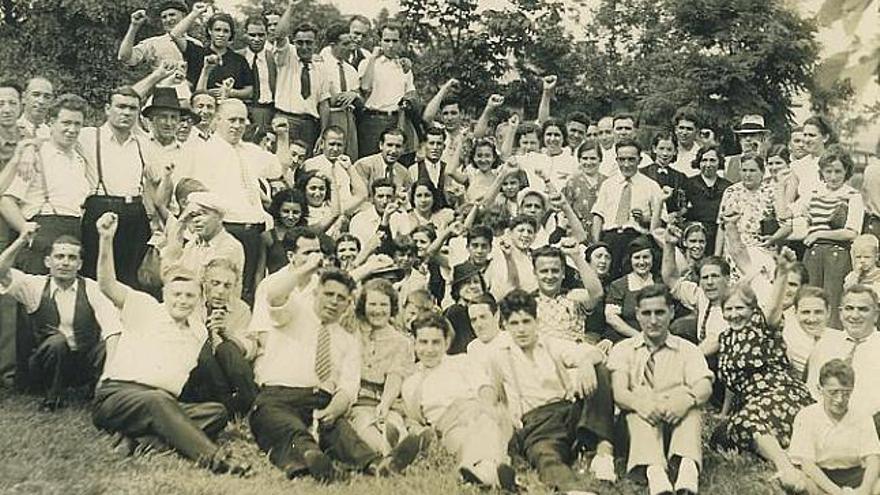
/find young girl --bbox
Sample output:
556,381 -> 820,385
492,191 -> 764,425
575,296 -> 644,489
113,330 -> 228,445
259,188 -> 308,275
298,170 -> 343,235
407,180 -> 454,232
446,138 -> 502,203
563,140 -> 606,241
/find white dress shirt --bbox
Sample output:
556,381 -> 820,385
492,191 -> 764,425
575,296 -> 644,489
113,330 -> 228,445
807,330 -> 880,416
274,43 -> 323,117
0,269 -> 124,350
78,124 -> 145,197
359,56 -> 415,112
317,47 -> 360,103
183,136 -> 281,224
789,402 -> 880,470
591,172 -> 664,232
3,140 -> 90,218
243,47 -> 274,105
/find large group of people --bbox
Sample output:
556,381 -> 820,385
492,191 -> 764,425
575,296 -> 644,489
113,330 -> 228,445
1,1 -> 880,494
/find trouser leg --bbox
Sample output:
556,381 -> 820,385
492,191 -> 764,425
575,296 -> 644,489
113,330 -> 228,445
668,408 -> 703,468
223,223 -> 263,306
568,364 -> 616,448
624,413 -> 667,472
92,381 -> 225,461
214,340 -> 258,415
29,333 -> 70,400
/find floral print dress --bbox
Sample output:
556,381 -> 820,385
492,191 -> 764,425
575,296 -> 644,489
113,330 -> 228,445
711,311 -> 815,453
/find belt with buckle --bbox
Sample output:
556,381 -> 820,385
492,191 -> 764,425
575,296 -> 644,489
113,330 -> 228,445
92,195 -> 142,204
364,108 -> 399,117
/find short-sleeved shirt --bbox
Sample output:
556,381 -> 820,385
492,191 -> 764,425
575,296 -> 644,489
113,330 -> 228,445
682,175 -> 731,225
359,325 -> 414,386
183,43 -> 254,91
862,162 -> 880,217
161,229 -> 245,293
788,403 -> 880,469
402,354 -> 491,426
274,44 -> 325,117
807,331 -> 880,416
607,333 -> 713,393
359,56 -> 415,112
100,288 -> 207,396
805,183 -> 864,237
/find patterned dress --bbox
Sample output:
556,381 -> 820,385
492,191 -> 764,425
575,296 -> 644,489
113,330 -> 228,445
711,311 -> 815,453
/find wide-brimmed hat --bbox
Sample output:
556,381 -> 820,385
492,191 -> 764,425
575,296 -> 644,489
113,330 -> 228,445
516,186 -> 548,206
451,261 -> 484,288
363,263 -> 406,284
733,114 -> 768,134
142,87 -> 199,124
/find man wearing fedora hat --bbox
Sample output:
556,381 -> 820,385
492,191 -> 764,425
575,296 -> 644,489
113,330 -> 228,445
78,87 -> 153,288
725,114 -> 770,184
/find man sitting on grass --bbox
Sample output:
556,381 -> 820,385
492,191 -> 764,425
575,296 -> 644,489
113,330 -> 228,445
91,212 -> 250,476
789,359 -> 880,495
608,284 -> 713,495
487,289 -> 615,494
402,310 -> 517,490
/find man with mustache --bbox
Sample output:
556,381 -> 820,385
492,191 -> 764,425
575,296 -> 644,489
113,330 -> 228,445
78,87 -> 152,288
0,93 -> 90,275
351,127 -> 412,208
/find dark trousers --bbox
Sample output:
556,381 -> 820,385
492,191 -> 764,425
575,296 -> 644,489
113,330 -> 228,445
0,226 -> 16,385
804,242 -> 851,329
92,380 -> 227,462
223,222 -> 264,306
250,386 -> 380,476
80,197 -> 150,287
24,333 -> 105,400
864,214 -> 880,244
601,228 -> 641,280
16,215 -> 81,275
278,111 -> 319,157
512,365 -> 615,492
248,104 -> 275,133
179,341 -> 258,417
358,112 -> 398,159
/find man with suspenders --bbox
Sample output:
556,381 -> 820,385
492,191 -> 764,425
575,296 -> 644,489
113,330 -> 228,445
78,86 -> 152,287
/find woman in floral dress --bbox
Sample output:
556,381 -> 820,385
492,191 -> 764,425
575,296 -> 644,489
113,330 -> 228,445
711,279 -> 815,492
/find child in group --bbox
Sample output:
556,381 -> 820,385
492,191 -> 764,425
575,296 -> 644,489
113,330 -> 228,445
789,359 -> 880,494
446,138 -> 503,203
843,235 -> 880,298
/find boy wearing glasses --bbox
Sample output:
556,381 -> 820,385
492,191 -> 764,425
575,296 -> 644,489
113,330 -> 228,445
789,359 -> 880,494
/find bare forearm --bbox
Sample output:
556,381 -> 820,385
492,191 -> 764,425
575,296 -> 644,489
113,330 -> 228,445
0,198 -> 26,233
661,241 -> 680,288
801,462 -> 842,495
606,313 -> 639,338
117,26 -> 139,63
228,86 -> 253,100
0,235 -> 27,280
380,374 -> 404,408
591,215 -> 604,244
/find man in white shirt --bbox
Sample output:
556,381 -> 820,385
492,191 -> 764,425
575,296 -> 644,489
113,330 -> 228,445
349,178 -> 409,247
592,138 -> 664,278
807,285 -> 880,421
247,253 -> 421,482
17,77 -> 53,139
487,290 -> 616,492
318,23 -> 362,159
239,15 -> 277,131
78,87 -> 151,287
358,22 -> 419,159
181,99 -> 282,304
117,1 -> 196,100
274,4 -> 324,155
0,93 -> 90,275
348,15 -> 372,70
92,212 -> 250,475
0,225 -> 122,410
599,114 -> 653,176
302,126 -> 356,212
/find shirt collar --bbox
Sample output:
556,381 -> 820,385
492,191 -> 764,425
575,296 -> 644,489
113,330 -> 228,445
634,333 -> 678,350
50,278 -> 77,296
100,122 -> 136,146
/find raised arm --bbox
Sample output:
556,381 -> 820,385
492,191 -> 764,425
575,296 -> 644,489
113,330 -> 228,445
265,252 -> 322,307
422,78 -> 458,125
274,0 -> 299,41
132,62 -> 176,99
767,247 -> 797,329
96,212 -> 128,308
169,2 -> 209,51
474,94 -> 504,139
118,9 -> 148,64
660,227 -> 682,289
562,240 -> 604,309
537,75 -> 556,124
0,222 -> 37,284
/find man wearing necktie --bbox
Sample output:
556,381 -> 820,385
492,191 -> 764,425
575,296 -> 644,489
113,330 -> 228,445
318,23 -> 362,160
807,285 -> 880,428
608,284 -> 712,495
348,15 -> 371,70
247,252 -> 422,482
0,225 -> 122,410
272,4 -> 324,155
240,16 -> 277,132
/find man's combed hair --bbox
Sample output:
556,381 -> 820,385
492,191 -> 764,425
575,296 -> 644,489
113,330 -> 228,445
499,289 -> 537,322
410,310 -> 454,341
48,93 -> 88,120
319,268 -> 356,293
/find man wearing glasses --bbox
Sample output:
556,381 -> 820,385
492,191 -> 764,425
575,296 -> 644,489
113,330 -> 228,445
273,2 -> 324,155
806,285 -> 880,432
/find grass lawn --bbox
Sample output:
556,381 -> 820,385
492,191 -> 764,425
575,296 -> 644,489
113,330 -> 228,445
0,388 -> 786,495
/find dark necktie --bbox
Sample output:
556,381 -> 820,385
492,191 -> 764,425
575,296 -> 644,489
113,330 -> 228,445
846,337 -> 866,363
338,61 -> 348,92
251,54 -> 261,103
301,60 -> 311,99
698,303 -> 713,342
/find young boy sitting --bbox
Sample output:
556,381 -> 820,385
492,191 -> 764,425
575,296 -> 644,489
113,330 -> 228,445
844,235 -> 880,299
789,359 -> 880,494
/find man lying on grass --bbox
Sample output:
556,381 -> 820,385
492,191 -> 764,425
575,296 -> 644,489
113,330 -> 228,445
92,212 -> 251,476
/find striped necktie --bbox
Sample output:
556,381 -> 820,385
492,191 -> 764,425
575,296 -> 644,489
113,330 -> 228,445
315,324 -> 333,385
643,346 -> 661,388
846,336 -> 866,363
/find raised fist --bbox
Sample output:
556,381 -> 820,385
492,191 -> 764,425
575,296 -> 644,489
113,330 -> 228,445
399,57 -> 413,73
542,75 -> 558,92
487,94 -> 505,109
192,2 -> 210,15
130,9 -> 148,26
96,212 -> 119,239
204,54 -> 220,67
19,222 -> 39,244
